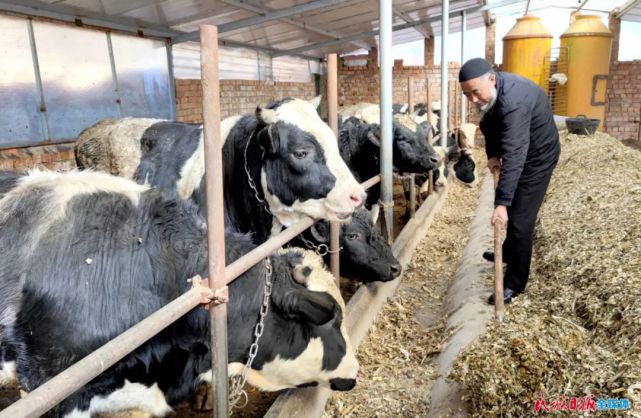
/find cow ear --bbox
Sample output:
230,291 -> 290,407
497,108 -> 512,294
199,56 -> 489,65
256,105 -> 277,125
309,95 -> 322,109
447,145 -> 461,162
274,289 -> 337,326
310,223 -> 329,243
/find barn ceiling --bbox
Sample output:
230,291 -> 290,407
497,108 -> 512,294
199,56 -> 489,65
0,0 -> 635,59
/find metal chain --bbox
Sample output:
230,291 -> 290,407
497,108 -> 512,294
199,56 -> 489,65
297,233 -> 342,257
243,129 -> 272,215
228,257 -> 273,412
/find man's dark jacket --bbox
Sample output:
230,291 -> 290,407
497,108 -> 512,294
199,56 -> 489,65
480,72 -> 560,206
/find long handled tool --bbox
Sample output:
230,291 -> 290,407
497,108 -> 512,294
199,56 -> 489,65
491,167 -> 505,322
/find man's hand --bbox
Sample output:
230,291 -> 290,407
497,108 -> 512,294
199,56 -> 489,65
492,205 -> 508,226
487,157 -> 501,173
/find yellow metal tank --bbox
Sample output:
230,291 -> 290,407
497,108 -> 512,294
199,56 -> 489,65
558,14 -> 612,129
502,15 -> 552,88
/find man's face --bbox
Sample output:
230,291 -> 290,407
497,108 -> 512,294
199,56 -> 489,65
460,72 -> 497,112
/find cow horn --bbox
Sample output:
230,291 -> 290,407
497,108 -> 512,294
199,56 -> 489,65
256,106 -> 277,124
309,95 -> 322,109
310,224 -> 328,243
367,131 -> 381,147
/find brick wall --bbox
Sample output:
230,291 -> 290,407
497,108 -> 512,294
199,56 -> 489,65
605,60 -> 641,141
0,143 -> 76,172
176,79 -> 317,123
338,60 -> 463,127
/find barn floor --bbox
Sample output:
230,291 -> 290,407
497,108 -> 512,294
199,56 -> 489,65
323,150 -> 487,418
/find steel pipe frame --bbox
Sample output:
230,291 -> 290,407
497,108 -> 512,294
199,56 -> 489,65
271,4 -> 483,58
379,0 -> 394,245
440,0 -> 449,148
327,53 -> 341,283
199,25 -> 229,417
173,0 -> 350,43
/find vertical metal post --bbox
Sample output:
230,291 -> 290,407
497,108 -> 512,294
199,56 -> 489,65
27,18 -> 50,141
380,0 -> 394,245
460,10 -> 467,124
327,53 -> 340,283
200,25 -> 228,418
106,32 -> 123,118
166,40 -> 177,120
407,76 -> 416,217
408,77 -> 415,113
440,0 -> 449,148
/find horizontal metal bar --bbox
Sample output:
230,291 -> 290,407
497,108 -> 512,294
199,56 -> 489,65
272,4 -> 483,58
172,0 -> 349,43
617,0 -> 641,18
0,0 -> 178,39
0,285 -> 208,418
224,174 -> 381,285
221,0 -> 371,50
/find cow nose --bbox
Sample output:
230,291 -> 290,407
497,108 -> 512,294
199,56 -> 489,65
330,378 -> 357,391
429,155 -> 440,164
349,192 -> 363,208
390,262 -> 402,278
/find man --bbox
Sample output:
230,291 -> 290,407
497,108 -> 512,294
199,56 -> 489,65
459,58 -> 560,305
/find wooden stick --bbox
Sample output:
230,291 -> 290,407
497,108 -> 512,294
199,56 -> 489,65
491,167 -> 504,322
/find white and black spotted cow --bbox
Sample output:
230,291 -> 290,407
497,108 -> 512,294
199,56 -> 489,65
76,97 -> 365,244
0,170 -> 358,417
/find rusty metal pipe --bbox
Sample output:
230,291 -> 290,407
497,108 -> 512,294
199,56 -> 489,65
327,53 -> 340,283
409,174 -> 416,218
0,286 -> 209,418
408,76 -> 415,114
200,25 -> 228,418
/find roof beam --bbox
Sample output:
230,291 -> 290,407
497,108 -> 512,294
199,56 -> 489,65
0,0 -> 177,38
393,6 -> 432,38
218,39 -> 321,61
221,0 -> 371,50
173,0 -> 350,43
272,4 -> 483,58
480,0 -> 527,12
616,0 -> 641,18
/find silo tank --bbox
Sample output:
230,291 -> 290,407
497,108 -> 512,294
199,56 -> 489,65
502,15 -> 553,88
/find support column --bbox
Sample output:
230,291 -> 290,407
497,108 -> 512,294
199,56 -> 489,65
379,0 -> 393,244
440,0 -> 449,147
485,19 -> 496,65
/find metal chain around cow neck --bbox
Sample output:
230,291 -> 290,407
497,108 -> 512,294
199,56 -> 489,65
297,231 -> 342,256
228,256 -> 273,412
244,127 -> 272,215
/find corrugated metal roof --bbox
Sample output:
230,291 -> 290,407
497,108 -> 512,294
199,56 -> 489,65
0,0 -> 631,59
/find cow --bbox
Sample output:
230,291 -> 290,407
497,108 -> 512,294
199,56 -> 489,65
76,97 -> 366,244
0,170 -> 358,417
75,100 -> 398,284
291,207 -> 401,283
336,111 -> 439,222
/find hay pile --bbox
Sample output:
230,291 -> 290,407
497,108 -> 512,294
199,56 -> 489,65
324,150 -> 486,417
450,131 -> 641,416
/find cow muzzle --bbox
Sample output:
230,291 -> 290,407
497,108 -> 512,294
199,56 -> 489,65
329,377 -> 357,391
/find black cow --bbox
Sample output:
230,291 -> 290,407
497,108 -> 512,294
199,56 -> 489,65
291,208 -> 401,282
337,116 -> 439,220
0,170 -> 358,417
76,97 -> 366,245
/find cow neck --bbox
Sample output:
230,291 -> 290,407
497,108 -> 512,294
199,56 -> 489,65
244,128 -> 272,216
353,138 -> 380,183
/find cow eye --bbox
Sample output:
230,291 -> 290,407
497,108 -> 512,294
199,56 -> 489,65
347,233 -> 361,241
292,150 -> 308,159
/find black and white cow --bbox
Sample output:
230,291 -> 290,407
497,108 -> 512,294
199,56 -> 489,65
337,114 -> 439,221
291,207 -> 401,283
0,170 -> 358,417
76,97 -> 365,244
74,99 -> 399,284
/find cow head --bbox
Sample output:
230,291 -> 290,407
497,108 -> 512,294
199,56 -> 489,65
392,121 -> 439,174
307,208 -> 401,283
223,249 -> 359,392
255,97 -> 365,226
431,146 -> 477,188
